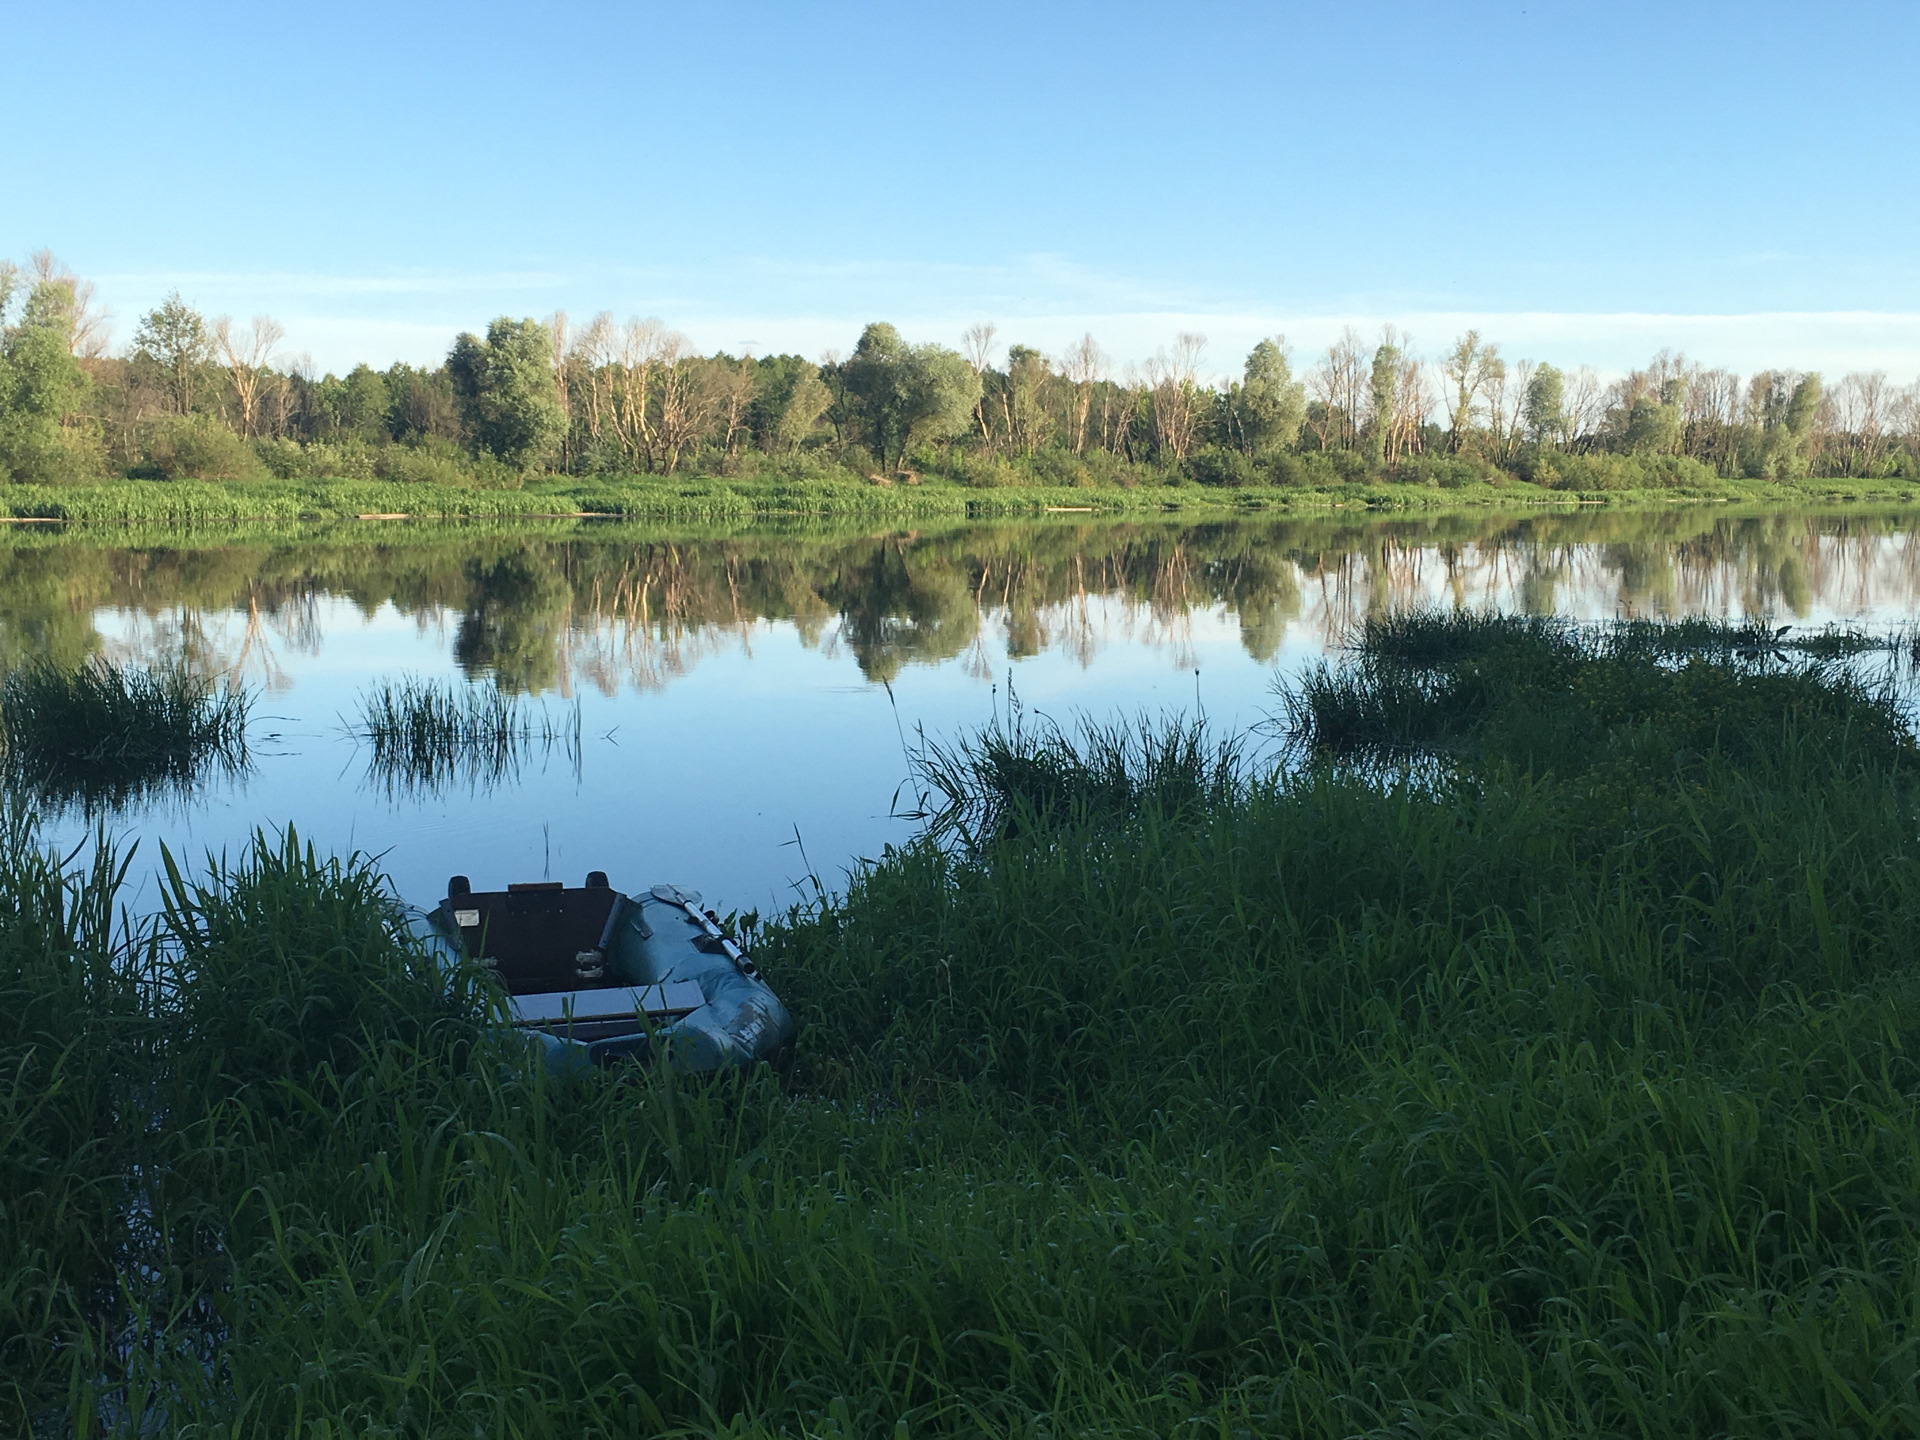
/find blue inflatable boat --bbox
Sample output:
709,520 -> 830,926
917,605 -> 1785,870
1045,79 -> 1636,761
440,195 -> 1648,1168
414,871 -> 794,1075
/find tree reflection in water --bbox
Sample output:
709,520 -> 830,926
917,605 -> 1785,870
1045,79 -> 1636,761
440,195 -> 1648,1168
0,507 -> 1915,695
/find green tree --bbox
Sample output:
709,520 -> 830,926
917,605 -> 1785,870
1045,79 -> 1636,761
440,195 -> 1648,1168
384,362 -> 462,443
775,369 -> 832,454
0,280 -> 99,484
1524,363 -> 1565,444
320,364 -> 392,443
1001,345 -> 1054,457
1233,339 -> 1306,458
133,292 -> 212,415
1621,396 -> 1683,457
1367,341 -> 1401,465
1442,330 -> 1493,453
1741,371 -> 1823,478
447,318 -> 566,469
842,322 -> 979,470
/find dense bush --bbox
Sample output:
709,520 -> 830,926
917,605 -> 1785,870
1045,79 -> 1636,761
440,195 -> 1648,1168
1515,447 -> 1721,492
135,415 -> 262,480
1187,443 -> 1261,486
374,435 -> 476,485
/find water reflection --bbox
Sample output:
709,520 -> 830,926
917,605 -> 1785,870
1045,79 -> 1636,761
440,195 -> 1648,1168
8,507 -> 1919,907
1,509 -> 1915,697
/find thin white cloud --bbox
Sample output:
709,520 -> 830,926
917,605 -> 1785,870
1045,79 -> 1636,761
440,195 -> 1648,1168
79,259 -> 1920,378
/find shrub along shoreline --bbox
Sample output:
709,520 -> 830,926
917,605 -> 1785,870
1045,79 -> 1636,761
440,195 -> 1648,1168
6,615 -> 1920,1433
0,466 -> 1915,527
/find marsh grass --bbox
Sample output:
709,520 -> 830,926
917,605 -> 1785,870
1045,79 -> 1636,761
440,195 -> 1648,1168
1285,608 -> 1917,771
0,660 -> 250,810
10,616 -> 1920,1435
351,675 -> 581,795
910,698 -> 1246,845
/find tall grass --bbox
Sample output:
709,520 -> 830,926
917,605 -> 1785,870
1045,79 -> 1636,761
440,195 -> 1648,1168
0,812 -> 147,1430
0,659 -> 250,809
351,675 -> 581,794
10,617 -> 1920,1434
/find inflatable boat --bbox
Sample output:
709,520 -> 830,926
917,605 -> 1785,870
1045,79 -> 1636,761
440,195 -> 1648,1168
413,871 -> 794,1076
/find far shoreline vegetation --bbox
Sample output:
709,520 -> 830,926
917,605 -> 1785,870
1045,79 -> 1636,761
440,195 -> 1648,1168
2,251 -> 1919,523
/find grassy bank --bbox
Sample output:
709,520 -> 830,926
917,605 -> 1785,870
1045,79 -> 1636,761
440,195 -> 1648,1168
0,466 -> 1916,527
8,617 -> 1920,1433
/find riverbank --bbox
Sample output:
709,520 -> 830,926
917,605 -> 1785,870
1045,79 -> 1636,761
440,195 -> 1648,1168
7,615 -> 1919,1433
0,467 -> 1915,527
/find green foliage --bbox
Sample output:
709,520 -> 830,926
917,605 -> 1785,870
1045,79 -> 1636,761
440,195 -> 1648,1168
249,436 -> 306,479
1367,339 -> 1400,463
1227,337 -> 1306,458
1514,447 -> 1719,492
0,809 -> 146,1426
775,367 -> 832,455
159,829 -> 485,1100
1387,451 -> 1492,488
1285,609 -> 1914,772
1524,361 -> 1564,442
447,317 -> 566,469
1620,393 -> 1683,456
842,322 -> 980,470
374,435 -> 476,485
0,284 -> 99,485
1267,447 -> 1370,485
310,362 -> 393,444
131,290 -> 210,415
1739,371 -> 1825,479
136,413 -> 263,480
382,360 -> 462,444
1186,443 -> 1261,486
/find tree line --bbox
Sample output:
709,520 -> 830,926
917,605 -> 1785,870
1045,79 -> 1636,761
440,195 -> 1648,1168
3,250 -> 1918,490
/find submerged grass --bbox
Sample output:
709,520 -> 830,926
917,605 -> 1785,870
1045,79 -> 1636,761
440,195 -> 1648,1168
0,660 -> 250,810
8,615 -> 1920,1434
350,675 -> 581,795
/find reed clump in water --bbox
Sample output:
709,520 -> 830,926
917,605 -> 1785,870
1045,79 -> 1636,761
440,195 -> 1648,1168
10,615 -> 1920,1435
1284,608 -> 1915,769
0,659 -> 250,808
352,675 -> 580,794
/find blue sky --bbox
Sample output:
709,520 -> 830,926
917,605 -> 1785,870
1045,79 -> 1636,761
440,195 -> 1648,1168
7,0 -> 1917,377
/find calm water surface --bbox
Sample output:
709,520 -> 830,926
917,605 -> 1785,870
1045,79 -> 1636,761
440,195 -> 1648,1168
13,507 -> 1920,912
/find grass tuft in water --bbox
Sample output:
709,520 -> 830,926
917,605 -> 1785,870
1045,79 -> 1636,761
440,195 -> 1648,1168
911,700 -> 1244,845
0,659 -> 250,809
352,675 -> 581,795
1285,607 -> 1915,771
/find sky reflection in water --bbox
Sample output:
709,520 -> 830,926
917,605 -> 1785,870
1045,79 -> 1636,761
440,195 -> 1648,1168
12,508 -> 1920,912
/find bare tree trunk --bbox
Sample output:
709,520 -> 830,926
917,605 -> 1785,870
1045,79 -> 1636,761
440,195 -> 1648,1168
1059,333 -> 1103,455
29,250 -> 112,358
211,315 -> 285,439
962,322 -> 999,450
